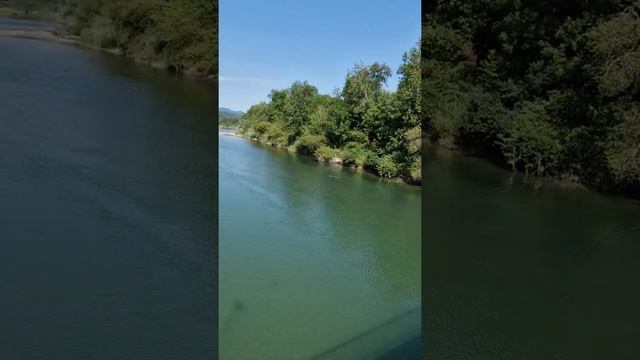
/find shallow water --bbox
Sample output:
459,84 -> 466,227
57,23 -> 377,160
424,148 -> 640,359
219,133 -> 421,359
0,30 -> 217,359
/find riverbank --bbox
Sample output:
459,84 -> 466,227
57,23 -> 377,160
428,140 -> 640,202
0,23 -> 216,82
0,27 -> 126,57
425,2 -> 640,201
229,129 -> 417,187
0,29 -> 75,43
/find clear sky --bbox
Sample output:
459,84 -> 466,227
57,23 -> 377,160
219,0 -> 421,112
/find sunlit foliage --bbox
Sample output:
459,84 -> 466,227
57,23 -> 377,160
240,46 -> 422,184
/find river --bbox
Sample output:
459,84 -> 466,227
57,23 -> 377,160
0,22 -> 217,360
219,132 -> 422,359
424,148 -> 640,359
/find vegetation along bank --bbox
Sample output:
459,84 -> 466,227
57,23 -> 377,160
423,0 -> 640,198
237,46 -> 421,185
2,0 -> 217,78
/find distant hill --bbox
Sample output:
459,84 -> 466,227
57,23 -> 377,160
219,107 -> 243,117
219,108 -> 244,127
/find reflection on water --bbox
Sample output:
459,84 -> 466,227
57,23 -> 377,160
219,133 -> 421,359
424,147 -> 640,359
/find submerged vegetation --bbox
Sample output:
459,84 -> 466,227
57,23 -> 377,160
239,46 -> 422,184
424,1 -> 640,197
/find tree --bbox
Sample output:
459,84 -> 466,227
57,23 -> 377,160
238,48 -> 423,184
423,0 -> 640,196
342,63 -> 392,128
286,81 -> 318,142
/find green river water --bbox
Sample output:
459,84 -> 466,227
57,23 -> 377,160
424,148 -> 640,359
219,132 -> 422,359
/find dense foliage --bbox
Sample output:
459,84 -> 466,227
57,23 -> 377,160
1,0 -> 58,19
239,47 -> 422,184
58,0 -> 217,77
424,0 -> 640,197
219,114 -> 241,127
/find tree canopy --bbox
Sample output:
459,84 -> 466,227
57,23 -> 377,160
59,0 -> 217,77
239,46 -> 422,184
424,0 -> 640,197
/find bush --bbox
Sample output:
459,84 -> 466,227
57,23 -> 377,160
253,120 -> 271,137
243,127 -> 257,139
342,142 -> 367,168
293,133 -> 325,156
266,122 -> 287,146
605,105 -> 640,186
314,146 -> 342,162
496,101 -> 561,176
375,155 -> 399,178
457,92 -> 507,154
79,16 -> 118,48
408,156 -> 422,183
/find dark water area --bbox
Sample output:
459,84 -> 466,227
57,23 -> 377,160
219,133 -> 421,359
0,32 -> 217,359
424,148 -> 640,359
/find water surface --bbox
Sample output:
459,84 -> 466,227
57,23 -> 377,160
0,28 -> 217,359
219,133 -> 421,359
424,148 -> 640,359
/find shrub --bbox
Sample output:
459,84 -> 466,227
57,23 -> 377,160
605,104 -> 640,185
79,16 -> 118,48
457,91 -> 507,154
342,142 -> 367,168
314,146 -> 341,162
266,122 -> 287,146
293,133 -> 325,156
408,156 -> 422,183
376,155 -> 399,178
496,101 -> 561,176
253,120 -> 271,137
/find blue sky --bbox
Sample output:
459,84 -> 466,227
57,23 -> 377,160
219,0 -> 421,111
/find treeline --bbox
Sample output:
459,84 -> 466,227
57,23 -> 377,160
219,115 -> 241,128
1,0 -> 58,19
239,47 -> 421,184
58,0 -> 217,77
424,1 -> 640,197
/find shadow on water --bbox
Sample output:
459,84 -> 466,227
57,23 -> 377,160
0,36 -> 217,359
424,148 -> 640,359
92,51 -> 217,112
